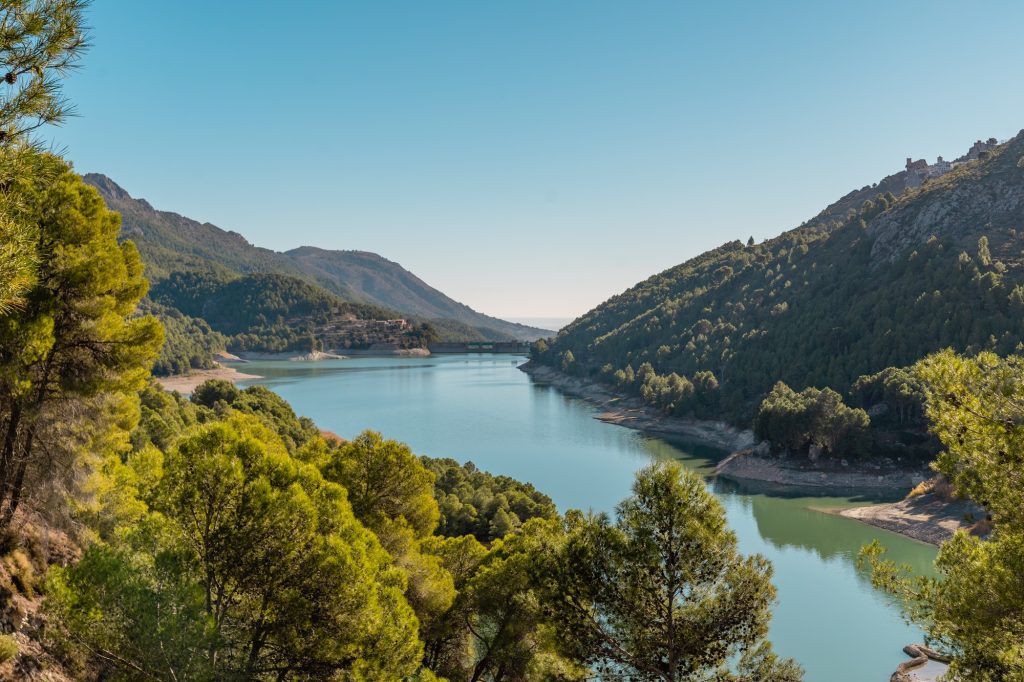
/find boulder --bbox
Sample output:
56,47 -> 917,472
868,402 -> 890,417
808,444 -> 822,462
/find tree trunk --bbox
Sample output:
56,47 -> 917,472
0,454 -> 29,526
0,402 -> 22,513
0,424 -> 31,527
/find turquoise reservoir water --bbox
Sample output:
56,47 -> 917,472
239,354 -> 936,682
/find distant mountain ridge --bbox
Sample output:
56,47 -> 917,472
83,173 -> 549,341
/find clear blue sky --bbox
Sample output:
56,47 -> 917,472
55,1 -> 1024,319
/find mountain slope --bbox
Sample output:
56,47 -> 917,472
83,174 -> 548,341
536,131 -> 1024,423
285,246 -> 541,339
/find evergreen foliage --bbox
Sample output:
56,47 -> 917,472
150,270 -> 437,354
51,379 -> 585,680
425,457 -> 558,543
140,299 -> 227,376
547,462 -> 802,681
753,382 -> 870,458
49,415 -> 422,681
83,174 -> 548,343
0,0 -> 89,312
0,0 -> 89,142
864,350 -> 1024,681
0,155 -> 162,527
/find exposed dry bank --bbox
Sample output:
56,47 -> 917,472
520,361 -> 755,451
154,364 -> 262,394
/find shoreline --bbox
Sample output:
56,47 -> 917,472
230,348 -> 431,361
520,361 -> 964,546
519,361 -> 755,452
838,493 -> 983,546
154,364 -> 263,395
715,449 -> 930,497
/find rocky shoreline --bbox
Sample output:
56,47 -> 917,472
519,361 -> 755,451
715,449 -> 930,496
890,644 -> 951,682
229,350 -> 347,361
839,492 -> 983,546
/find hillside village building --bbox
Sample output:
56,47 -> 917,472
903,139 -> 997,188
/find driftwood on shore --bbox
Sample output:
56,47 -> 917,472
891,644 -> 951,682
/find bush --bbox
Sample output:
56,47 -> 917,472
0,634 -> 17,664
754,382 -> 870,458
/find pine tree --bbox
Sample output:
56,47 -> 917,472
548,462 -> 802,681
864,350 -> 1024,680
0,0 -> 89,311
0,158 -> 162,525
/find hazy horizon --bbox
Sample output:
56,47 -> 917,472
55,1 -> 1024,319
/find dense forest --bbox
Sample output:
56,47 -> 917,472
136,249 -> 536,374
535,132 -> 1024,459
138,299 -> 227,376
149,269 -> 438,356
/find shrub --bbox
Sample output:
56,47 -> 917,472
0,635 -> 17,664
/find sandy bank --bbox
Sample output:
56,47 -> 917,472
343,347 -> 431,357
519,361 -> 755,452
234,351 -> 345,361
236,348 -> 429,360
715,450 -> 929,496
840,492 -> 984,546
154,365 -> 262,395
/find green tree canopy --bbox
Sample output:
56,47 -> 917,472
865,350 -> 1024,681
0,155 -> 162,526
754,382 -> 870,458
548,462 -> 802,681
456,518 -> 582,682
322,430 -> 440,538
0,0 -> 90,312
49,415 -> 422,681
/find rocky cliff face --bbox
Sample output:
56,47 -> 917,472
868,131 -> 1024,263
804,138 -> 1004,232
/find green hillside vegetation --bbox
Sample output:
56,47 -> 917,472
536,132 -> 1024,460
153,270 -> 394,333
865,350 -> 1024,680
83,174 -> 550,343
150,269 -> 437,355
4,5 -> 1022,680
82,174 -> 546,370
47,377 -> 799,681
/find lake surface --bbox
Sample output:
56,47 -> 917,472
239,354 -> 937,682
